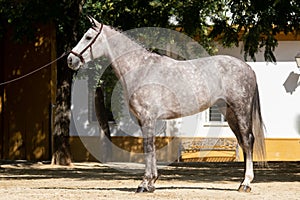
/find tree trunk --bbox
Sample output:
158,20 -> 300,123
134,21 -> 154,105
95,85 -> 112,162
51,79 -> 72,165
51,0 -> 82,165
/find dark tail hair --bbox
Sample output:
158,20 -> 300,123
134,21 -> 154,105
252,84 -> 266,164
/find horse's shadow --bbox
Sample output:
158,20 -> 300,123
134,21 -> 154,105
36,186 -> 236,193
156,186 -> 236,192
104,185 -> 237,192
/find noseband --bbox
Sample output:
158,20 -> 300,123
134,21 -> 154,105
70,23 -> 104,63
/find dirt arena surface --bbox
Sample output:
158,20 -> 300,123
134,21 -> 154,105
0,161 -> 299,200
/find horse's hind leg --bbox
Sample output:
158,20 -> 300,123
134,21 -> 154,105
224,105 -> 254,192
136,120 -> 158,193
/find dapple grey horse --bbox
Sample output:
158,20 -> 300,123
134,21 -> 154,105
67,17 -> 266,193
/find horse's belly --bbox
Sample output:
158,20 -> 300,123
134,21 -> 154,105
129,84 -> 212,121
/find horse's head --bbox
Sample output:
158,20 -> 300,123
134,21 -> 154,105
67,17 -> 104,70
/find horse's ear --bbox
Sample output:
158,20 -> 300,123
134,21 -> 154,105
87,15 -> 96,27
87,15 -> 92,22
87,16 -> 101,28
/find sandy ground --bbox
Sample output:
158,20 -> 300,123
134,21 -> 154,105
0,161 -> 299,200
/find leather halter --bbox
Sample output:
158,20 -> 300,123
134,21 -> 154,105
70,23 -> 104,63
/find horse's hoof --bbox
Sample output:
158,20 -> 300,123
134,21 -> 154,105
238,185 -> 251,193
148,186 -> 155,193
136,186 -> 146,193
136,186 -> 155,193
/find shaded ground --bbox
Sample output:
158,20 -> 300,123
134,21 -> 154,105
0,161 -> 299,199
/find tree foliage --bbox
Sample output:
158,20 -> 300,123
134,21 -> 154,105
2,0 -> 299,61
81,0 -> 220,54
80,0 -> 299,62
210,0 -> 300,62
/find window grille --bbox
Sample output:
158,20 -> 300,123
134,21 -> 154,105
209,105 -> 226,122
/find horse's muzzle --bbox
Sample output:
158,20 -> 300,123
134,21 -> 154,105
67,54 -> 81,70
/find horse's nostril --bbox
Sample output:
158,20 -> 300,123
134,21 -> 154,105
68,56 -> 72,64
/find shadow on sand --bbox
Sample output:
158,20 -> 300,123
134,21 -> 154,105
0,161 -> 299,186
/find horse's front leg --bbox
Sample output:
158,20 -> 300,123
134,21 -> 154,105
136,121 -> 158,193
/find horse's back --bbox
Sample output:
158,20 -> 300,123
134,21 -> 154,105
190,55 -> 257,98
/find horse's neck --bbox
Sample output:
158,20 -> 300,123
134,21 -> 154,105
103,26 -> 152,79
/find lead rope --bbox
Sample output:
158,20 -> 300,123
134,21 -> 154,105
0,51 -> 69,86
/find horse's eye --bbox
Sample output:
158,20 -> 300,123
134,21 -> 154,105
86,35 -> 92,40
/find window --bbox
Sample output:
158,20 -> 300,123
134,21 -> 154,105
208,105 -> 226,123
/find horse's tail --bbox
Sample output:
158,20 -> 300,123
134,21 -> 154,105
252,84 -> 266,164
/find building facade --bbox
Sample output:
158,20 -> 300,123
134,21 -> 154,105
0,24 -> 57,160
70,35 -> 300,162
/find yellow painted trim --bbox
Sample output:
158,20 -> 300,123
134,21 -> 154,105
238,138 -> 300,162
70,136 -> 300,162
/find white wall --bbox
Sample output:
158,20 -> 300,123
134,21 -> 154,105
70,79 -> 100,137
217,41 -> 300,138
250,62 -> 300,138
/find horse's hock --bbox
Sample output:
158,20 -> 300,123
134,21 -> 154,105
179,138 -> 239,162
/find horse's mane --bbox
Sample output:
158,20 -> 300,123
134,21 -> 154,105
104,25 -> 165,57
